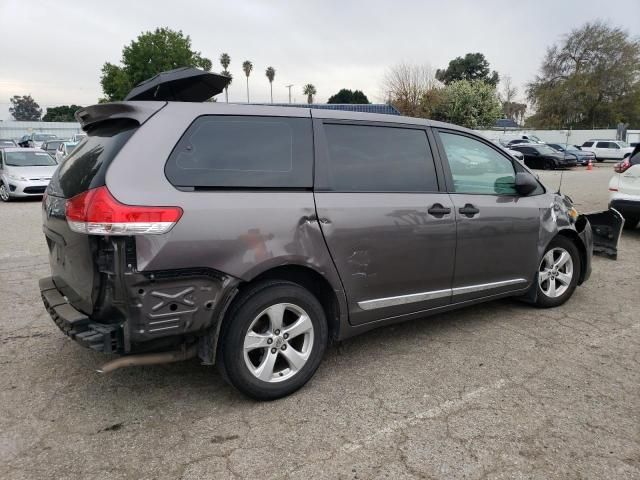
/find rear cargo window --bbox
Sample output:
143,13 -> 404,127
48,119 -> 138,198
165,116 -> 313,188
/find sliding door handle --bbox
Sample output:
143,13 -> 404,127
458,204 -> 480,217
427,203 -> 452,217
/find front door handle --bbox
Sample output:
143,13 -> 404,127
427,203 -> 452,217
458,204 -> 480,217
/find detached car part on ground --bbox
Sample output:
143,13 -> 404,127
39,69 -> 622,400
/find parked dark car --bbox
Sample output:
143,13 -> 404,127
547,143 -> 596,166
510,144 -> 578,170
40,100 -> 599,400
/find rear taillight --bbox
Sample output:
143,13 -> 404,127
65,186 -> 183,235
614,159 -> 631,174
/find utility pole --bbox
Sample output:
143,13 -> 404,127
285,84 -> 294,104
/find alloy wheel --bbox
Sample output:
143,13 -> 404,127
0,183 -> 9,202
538,247 -> 573,298
243,303 -> 314,383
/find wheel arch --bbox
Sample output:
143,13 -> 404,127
243,264 -> 343,342
554,229 -> 588,285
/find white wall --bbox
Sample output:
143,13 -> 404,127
0,121 -> 82,141
474,128 -> 628,146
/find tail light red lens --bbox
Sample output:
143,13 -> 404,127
614,159 -> 630,174
65,186 -> 183,235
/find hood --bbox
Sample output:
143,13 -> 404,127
5,164 -> 58,178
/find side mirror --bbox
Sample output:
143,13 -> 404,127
515,172 -> 538,196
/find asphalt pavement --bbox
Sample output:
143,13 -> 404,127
1,162 -> 638,479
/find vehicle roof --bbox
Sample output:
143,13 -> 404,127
97,101 -> 474,136
586,139 -> 623,141
0,147 -> 43,152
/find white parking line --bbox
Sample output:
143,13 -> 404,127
340,378 -> 508,453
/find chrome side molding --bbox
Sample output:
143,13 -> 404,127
357,278 -> 528,311
358,288 -> 451,311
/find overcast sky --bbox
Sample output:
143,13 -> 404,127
1,0 -> 639,120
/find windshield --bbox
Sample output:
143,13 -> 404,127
34,134 -> 57,142
5,151 -> 57,167
617,141 -> 630,148
534,145 -> 559,155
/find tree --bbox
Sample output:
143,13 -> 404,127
436,53 -> 499,87
527,21 -> 640,129
219,53 -> 232,102
265,66 -> 276,103
382,64 -> 438,116
327,89 -> 370,104
100,27 -> 212,101
242,60 -> 253,102
498,75 -> 527,125
303,84 -> 317,104
431,80 -> 502,129
9,95 -> 42,121
42,105 -> 83,122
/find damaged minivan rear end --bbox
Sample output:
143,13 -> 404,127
40,98 -> 621,400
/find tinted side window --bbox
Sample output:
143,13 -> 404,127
321,124 -> 438,192
438,131 -> 516,195
582,142 -> 593,147
48,119 -> 138,199
596,141 -> 610,148
165,116 -> 312,188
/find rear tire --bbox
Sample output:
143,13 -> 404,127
596,158 -> 604,163
217,280 -> 328,400
533,236 -> 581,308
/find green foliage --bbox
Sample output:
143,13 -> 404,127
100,27 -> 212,101
42,105 -> 83,122
426,80 -> 502,128
9,95 -> 42,121
527,21 -> 640,128
303,84 -> 317,104
265,66 -> 276,83
436,53 -> 499,87
327,89 -> 370,104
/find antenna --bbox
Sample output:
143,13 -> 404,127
556,169 -> 565,195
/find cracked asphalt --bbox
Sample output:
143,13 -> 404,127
1,163 -> 638,479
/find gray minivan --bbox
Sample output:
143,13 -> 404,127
40,100 -> 595,399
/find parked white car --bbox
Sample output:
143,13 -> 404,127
609,149 -> 640,229
55,141 -> 79,163
581,140 -> 634,162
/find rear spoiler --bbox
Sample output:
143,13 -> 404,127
75,101 -> 167,131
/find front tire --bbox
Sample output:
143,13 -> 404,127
0,182 -> 11,202
217,280 -> 328,400
533,236 -> 581,308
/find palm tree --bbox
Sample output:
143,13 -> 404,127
265,67 -> 276,103
303,84 -> 317,104
219,53 -> 231,102
242,60 -> 253,103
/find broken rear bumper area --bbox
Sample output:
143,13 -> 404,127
40,269 -> 239,358
40,277 -> 121,353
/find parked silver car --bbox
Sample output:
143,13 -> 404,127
39,75 -> 618,399
0,148 -> 57,201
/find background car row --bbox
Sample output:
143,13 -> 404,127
0,135 -> 81,202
